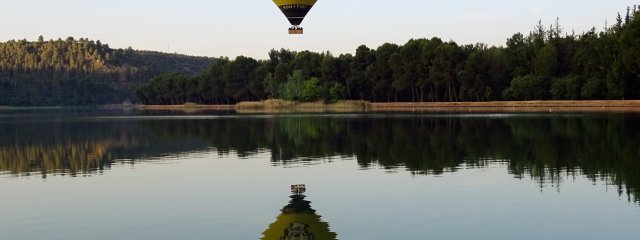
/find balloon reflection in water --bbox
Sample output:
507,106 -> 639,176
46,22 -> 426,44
262,185 -> 337,240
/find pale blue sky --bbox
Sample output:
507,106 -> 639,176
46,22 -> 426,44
0,0 -> 637,59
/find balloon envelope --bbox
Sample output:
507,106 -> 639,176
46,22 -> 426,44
273,0 -> 318,26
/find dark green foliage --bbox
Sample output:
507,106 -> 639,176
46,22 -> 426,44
279,70 -> 304,101
581,77 -> 607,99
458,45 -> 495,101
347,45 -> 375,100
326,82 -> 345,103
136,72 -> 191,105
534,44 -> 558,77
620,10 -> 640,79
0,37 -> 211,106
371,43 -> 399,102
300,78 -> 321,102
502,75 -> 549,100
551,75 -> 583,100
222,56 -> 259,101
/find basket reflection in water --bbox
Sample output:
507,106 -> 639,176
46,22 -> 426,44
262,185 -> 337,240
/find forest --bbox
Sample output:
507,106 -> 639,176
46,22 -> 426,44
137,6 -> 640,105
0,37 -> 212,105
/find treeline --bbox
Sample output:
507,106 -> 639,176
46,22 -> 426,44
0,37 -> 212,105
138,6 -> 640,104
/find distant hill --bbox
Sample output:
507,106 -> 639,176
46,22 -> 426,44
0,37 -> 212,105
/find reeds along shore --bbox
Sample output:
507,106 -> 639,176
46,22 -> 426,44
235,99 -> 371,110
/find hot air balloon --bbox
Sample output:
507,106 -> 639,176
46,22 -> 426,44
273,0 -> 318,34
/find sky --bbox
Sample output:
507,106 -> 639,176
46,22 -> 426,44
0,0 -> 637,59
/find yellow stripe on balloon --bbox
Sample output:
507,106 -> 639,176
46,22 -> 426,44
272,0 -> 317,7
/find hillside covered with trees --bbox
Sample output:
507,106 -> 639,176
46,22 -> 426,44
0,37 -> 212,105
138,6 -> 640,105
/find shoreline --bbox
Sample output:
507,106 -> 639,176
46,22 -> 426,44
133,100 -> 640,112
2,100 -> 640,113
370,100 -> 640,112
0,106 -> 64,110
235,100 -> 370,112
133,104 -> 234,110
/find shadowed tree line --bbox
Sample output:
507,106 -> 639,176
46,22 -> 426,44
0,112 -> 638,203
138,6 -> 640,104
0,37 -> 213,105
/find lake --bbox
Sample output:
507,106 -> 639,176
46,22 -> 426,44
1,109 -> 639,240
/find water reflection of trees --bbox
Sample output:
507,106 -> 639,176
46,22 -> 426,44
0,114 -> 638,202
135,115 -> 640,203
0,120 -> 207,177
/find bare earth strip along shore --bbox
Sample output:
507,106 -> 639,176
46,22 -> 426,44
370,100 -> 640,112
133,100 -> 640,113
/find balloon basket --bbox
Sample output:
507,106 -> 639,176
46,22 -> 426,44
288,29 -> 304,34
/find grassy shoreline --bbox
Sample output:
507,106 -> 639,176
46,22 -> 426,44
235,99 -> 370,112
135,104 -> 234,111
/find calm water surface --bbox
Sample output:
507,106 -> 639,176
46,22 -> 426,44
0,109 -> 639,240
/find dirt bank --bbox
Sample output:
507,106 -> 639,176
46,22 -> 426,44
371,100 -> 640,112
